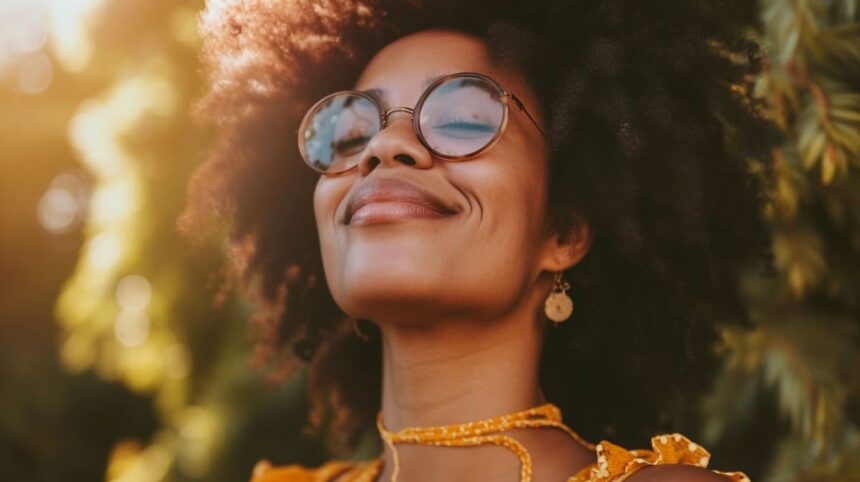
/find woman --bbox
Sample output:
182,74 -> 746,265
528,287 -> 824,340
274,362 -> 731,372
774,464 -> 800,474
181,0 -> 776,481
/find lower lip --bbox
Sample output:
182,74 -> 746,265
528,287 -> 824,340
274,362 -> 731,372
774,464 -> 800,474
349,202 -> 455,226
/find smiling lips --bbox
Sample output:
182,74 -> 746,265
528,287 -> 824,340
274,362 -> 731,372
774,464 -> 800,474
344,177 -> 459,226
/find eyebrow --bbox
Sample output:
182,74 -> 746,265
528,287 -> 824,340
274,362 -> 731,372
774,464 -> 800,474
357,74 -> 447,107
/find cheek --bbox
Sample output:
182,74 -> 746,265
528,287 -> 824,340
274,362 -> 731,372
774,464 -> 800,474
439,152 -> 549,302
473,117 -> 550,245
313,177 -> 349,284
455,153 -> 548,250
312,178 -> 337,228
433,156 -> 548,315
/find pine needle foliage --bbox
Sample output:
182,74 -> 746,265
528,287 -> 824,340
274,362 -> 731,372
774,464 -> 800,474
702,1 -> 860,480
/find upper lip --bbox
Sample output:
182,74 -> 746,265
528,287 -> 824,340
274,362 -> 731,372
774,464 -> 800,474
344,177 -> 459,224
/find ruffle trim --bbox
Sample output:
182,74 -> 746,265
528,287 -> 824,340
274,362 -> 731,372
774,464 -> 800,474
250,433 -> 751,482
568,432 -> 751,482
250,458 -> 381,482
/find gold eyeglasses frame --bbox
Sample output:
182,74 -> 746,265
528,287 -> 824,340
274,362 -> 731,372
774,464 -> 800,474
297,71 -> 547,176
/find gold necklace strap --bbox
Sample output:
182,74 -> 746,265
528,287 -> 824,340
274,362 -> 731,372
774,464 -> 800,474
375,403 -> 595,482
380,429 -> 401,482
389,403 -> 559,438
381,431 -> 532,482
513,419 -> 596,452
389,418 -> 595,450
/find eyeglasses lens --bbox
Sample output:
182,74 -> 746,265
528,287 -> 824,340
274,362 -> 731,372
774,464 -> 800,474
300,76 -> 505,173
301,94 -> 380,173
418,77 -> 505,158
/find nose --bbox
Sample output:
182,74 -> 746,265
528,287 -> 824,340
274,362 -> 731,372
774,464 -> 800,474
356,110 -> 433,176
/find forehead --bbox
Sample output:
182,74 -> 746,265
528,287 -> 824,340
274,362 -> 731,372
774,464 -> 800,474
353,29 -> 520,104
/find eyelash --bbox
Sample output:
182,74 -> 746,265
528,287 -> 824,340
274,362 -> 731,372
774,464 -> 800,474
434,116 -> 495,132
333,134 -> 370,154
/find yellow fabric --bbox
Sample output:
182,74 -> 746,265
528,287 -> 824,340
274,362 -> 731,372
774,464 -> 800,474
249,432 -> 751,482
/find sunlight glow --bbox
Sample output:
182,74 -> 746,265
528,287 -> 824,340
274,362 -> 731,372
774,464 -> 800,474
87,233 -> 123,270
45,0 -> 107,72
37,173 -> 87,233
89,180 -> 139,223
0,0 -> 54,93
114,310 -> 150,347
17,51 -> 53,94
116,275 -> 152,312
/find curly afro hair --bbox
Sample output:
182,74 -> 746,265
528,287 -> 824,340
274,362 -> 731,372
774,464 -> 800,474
179,0 -> 779,456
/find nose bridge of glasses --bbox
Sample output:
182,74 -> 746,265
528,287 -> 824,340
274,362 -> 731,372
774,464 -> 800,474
381,106 -> 415,127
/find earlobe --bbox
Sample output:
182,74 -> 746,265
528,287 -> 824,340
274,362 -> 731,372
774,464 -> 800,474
541,218 -> 595,272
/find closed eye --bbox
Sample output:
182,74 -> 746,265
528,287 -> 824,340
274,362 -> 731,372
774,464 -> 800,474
333,135 -> 371,155
432,119 -> 497,139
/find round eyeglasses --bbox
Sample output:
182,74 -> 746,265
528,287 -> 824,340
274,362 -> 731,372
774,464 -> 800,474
297,72 -> 546,175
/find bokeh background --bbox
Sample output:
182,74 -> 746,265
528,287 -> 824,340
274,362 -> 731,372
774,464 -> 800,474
0,1 -> 857,481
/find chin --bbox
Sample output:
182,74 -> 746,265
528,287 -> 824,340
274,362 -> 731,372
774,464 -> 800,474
341,239 -> 446,281
333,265 -> 447,322
345,266 -> 437,299
321,236 -> 479,321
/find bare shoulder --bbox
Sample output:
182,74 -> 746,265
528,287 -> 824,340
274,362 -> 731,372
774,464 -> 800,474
624,464 -> 734,482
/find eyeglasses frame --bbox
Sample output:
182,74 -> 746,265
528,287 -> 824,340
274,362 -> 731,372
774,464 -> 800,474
296,71 -> 547,176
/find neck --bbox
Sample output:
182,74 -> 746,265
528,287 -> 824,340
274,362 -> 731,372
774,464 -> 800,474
379,315 -> 546,431
378,274 -> 554,431
374,285 -> 567,482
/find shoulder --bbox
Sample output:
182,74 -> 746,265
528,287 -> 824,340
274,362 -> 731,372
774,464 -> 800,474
569,432 -> 751,482
248,458 -> 377,482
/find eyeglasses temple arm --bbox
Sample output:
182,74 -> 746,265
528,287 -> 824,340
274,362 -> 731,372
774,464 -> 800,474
508,94 -> 548,140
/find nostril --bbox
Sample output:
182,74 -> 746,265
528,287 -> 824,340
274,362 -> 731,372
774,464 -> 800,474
367,157 -> 380,171
393,153 -> 416,165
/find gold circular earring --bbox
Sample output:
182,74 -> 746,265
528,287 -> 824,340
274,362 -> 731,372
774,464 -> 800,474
544,271 -> 573,325
353,318 -> 370,341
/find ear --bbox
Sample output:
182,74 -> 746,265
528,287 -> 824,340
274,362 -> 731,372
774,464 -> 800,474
538,212 -> 595,272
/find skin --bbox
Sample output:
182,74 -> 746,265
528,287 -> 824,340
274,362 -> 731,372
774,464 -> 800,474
313,29 -> 727,482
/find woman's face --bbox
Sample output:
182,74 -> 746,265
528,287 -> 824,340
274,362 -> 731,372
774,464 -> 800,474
313,29 -> 562,325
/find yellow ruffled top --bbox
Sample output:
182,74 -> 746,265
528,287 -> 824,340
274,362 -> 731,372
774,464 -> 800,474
249,431 -> 751,482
